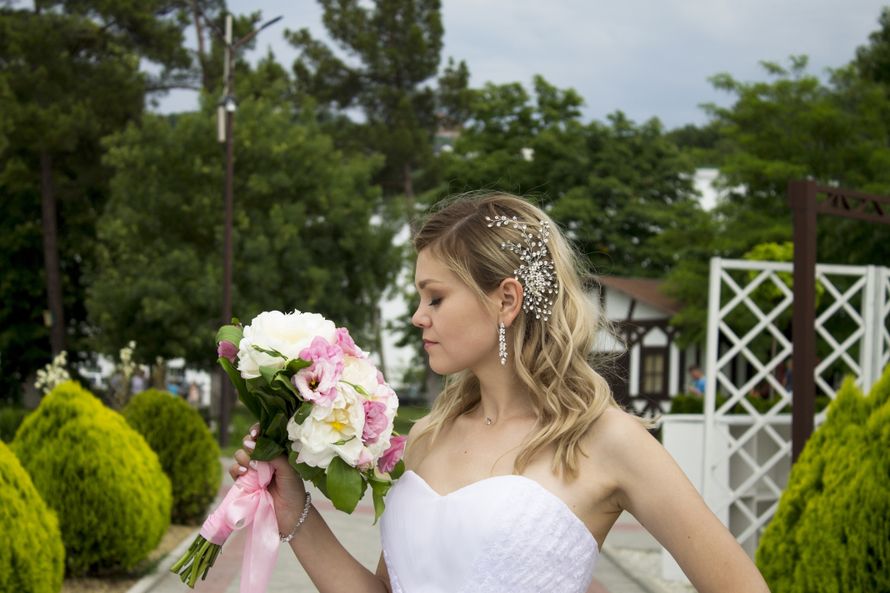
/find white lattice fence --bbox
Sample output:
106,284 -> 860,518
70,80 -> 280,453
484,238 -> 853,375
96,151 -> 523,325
700,258 -> 890,555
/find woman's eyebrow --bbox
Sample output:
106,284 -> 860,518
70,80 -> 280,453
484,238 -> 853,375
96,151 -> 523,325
416,279 -> 443,290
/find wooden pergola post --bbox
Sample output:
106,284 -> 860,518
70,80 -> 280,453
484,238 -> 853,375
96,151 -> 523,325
788,180 -> 890,461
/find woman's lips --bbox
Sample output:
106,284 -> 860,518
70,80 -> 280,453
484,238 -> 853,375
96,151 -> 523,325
423,340 -> 438,350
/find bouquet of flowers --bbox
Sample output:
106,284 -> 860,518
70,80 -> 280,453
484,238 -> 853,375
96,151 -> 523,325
171,310 -> 406,590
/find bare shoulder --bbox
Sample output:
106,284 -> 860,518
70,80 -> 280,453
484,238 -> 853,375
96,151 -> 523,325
586,406 -> 656,453
403,414 -> 433,470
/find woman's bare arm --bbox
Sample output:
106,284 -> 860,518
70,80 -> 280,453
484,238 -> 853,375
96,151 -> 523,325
598,409 -> 770,592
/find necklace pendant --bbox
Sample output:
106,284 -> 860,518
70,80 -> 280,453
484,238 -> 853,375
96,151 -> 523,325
485,417 -> 493,425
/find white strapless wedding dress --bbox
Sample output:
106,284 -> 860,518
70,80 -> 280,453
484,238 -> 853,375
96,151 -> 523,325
380,470 -> 599,593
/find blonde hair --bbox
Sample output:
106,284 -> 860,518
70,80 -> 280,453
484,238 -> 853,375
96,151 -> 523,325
412,192 -> 621,478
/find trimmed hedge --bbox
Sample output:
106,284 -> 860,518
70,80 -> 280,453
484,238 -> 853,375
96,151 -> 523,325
755,368 -> 890,592
11,381 -> 172,576
124,389 -> 221,524
0,441 -> 65,593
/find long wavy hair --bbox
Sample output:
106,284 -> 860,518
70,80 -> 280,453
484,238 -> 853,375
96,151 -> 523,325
412,192 -> 622,478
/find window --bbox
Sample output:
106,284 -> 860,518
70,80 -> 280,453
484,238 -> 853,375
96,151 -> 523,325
641,349 -> 665,395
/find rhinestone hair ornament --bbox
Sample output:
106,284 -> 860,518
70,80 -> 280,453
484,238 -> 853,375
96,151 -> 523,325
485,214 -> 558,322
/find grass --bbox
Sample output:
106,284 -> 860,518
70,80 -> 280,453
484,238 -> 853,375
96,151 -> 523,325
218,402 -> 429,457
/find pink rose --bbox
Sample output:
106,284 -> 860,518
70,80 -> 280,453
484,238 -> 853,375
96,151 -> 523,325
217,340 -> 238,364
362,400 -> 388,445
377,435 -> 407,474
335,327 -> 367,359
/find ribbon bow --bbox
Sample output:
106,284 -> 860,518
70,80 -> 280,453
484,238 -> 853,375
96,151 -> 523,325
200,461 -> 279,593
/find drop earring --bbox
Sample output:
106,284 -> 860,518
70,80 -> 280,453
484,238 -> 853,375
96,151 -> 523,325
498,321 -> 507,365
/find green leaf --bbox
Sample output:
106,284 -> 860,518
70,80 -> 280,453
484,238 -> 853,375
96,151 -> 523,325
265,411 -> 289,443
216,324 -> 243,346
293,456 -> 325,482
219,357 -> 259,420
389,459 -> 406,480
327,456 -> 364,513
259,364 -> 283,386
293,402 -> 312,425
369,475 -> 393,523
286,358 -> 312,374
251,436 -> 285,461
341,380 -> 370,397
253,345 -> 288,359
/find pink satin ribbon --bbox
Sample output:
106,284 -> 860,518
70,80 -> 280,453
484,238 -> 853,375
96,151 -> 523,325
200,461 -> 280,593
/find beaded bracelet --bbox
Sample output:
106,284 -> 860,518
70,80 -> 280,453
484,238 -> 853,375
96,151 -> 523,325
280,492 -> 312,543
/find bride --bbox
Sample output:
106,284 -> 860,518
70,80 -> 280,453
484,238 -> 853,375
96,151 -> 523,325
231,193 -> 770,592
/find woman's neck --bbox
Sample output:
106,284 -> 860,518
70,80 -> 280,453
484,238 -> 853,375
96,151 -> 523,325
472,370 -> 537,424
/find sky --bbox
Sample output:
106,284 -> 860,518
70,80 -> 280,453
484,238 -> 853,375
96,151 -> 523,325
155,0 -> 890,129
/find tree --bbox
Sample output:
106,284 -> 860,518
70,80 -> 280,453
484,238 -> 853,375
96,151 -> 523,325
87,88 -> 402,372
439,75 -> 700,277
0,1 -> 190,404
664,49 -> 890,344
286,0 -> 456,209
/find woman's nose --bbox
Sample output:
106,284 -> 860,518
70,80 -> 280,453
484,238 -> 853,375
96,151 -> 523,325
412,307 -> 429,328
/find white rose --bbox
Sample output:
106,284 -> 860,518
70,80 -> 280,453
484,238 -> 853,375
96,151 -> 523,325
340,357 -> 379,398
287,389 -> 366,469
237,310 -> 337,379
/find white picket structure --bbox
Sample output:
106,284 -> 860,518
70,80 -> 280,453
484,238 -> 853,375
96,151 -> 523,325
700,258 -> 890,554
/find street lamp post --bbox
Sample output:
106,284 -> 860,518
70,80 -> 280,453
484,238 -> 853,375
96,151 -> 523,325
214,13 -> 282,447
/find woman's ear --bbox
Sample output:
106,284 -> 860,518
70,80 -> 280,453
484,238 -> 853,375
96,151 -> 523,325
497,277 -> 523,326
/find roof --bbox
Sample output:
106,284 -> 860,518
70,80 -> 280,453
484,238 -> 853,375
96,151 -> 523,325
593,276 -> 682,315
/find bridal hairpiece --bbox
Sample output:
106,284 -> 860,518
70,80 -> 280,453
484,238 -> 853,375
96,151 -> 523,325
485,214 -> 558,322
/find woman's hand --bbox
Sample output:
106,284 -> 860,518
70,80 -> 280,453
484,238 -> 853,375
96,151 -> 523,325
229,423 -> 308,535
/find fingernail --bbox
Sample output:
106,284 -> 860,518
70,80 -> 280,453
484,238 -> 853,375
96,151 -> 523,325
243,438 -> 255,449
249,460 -> 258,469
238,466 -> 247,473
250,428 -> 257,438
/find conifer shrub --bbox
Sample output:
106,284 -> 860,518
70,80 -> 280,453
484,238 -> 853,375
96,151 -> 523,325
11,381 -> 171,575
756,368 -> 890,592
0,441 -> 64,593
124,389 -> 221,524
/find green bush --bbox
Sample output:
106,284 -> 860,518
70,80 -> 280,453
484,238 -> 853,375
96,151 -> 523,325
0,406 -> 29,441
0,441 -> 65,593
755,368 -> 890,592
124,389 -> 221,524
11,381 -> 172,576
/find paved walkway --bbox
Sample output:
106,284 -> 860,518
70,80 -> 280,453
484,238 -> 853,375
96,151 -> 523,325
136,460 -> 691,593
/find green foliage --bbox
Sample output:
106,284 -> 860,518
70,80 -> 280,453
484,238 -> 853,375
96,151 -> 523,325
755,369 -> 890,592
0,406 -> 28,442
0,2 -> 190,404
288,0 -> 451,199
667,393 -> 797,415
0,440 -> 65,593
11,381 -> 171,576
124,389 -> 221,524
87,95 -> 400,366
439,76 -> 699,277
665,43 -> 890,344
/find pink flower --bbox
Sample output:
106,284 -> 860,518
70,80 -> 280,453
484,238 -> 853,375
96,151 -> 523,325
217,340 -> 238,364
335,327 -> 367,359
377,435 -> 407,474
356,448 -> 374,471
293,360 -> 341,404
292,337 -> 344,404
362,400 -> 388,445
